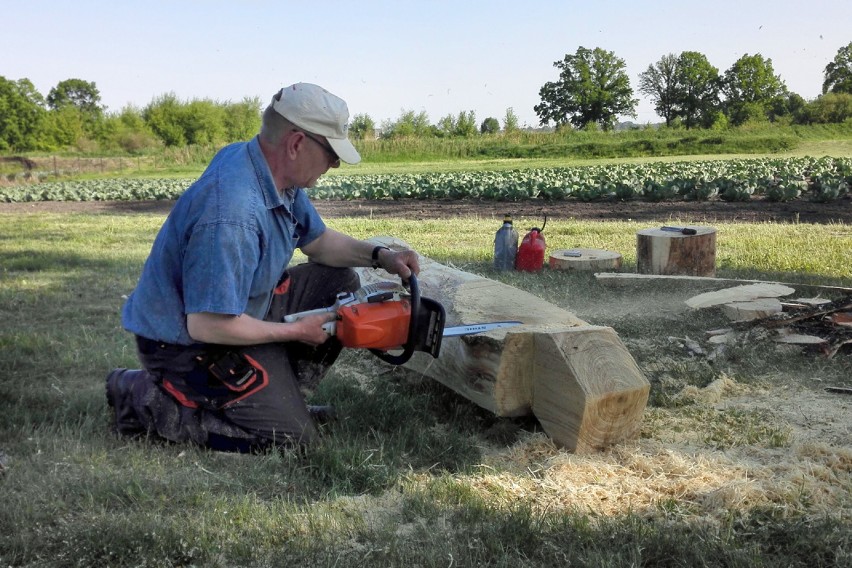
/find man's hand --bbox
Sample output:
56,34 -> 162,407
290,312 -> 336,346
375,247 -> 420,280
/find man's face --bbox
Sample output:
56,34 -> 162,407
296,130 -> 340,188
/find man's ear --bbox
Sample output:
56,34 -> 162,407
282,130 -> 304,161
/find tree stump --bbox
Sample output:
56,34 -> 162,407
548,248 -> 622,272
636,226 -> 716,277
353,237 -> 650,452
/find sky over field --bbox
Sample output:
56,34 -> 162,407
3,0 -> 850,128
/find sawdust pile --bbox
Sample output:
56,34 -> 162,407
474,434 -> 850,524
334,405 -> 849,536
471,378 -> 851,524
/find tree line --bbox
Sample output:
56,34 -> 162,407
536,42 -> 852,131
1,42 -> 850,154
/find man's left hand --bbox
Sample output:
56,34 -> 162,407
376,248 -> 420,280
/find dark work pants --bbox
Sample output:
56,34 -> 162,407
112,263 -> 360,451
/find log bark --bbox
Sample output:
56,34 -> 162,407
636,226 -> 716,277
354,237 -> 650,452
548,248 -> 622,272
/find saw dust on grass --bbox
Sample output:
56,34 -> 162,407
325,374 -> 851,538
472,377 -> 851,525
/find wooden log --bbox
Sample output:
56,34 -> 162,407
354,237 -> 650,452
548,248 -> 622,272
636,226 -> 716,277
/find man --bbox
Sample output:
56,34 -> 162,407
107,83 -> 419,452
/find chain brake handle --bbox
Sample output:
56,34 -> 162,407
368,272 -> 420,365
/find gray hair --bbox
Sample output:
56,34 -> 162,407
260,89 -> 295,144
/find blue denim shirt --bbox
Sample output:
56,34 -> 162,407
122,136 -> 326,345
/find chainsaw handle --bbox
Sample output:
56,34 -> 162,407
370,273 -> 420,366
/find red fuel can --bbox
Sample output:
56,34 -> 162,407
515,227 -> 546,272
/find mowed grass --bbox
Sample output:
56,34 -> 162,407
1,210 -> 850,566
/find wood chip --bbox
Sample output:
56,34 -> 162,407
722,298 -> 784,322
774,333 -> 829,345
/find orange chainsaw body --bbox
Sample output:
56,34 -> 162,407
336,298 -> 411,350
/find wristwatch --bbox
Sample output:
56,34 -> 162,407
371,245 -> 390,269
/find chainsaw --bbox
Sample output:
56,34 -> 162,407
284,273 -> 521,365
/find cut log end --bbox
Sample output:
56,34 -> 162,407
531,326 -> 650,452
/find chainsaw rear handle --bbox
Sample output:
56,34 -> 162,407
369,273 -> 421,366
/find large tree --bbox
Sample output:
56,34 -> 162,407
0,77 -> 47,151
46,78 -> 106,142
638,53 -> 680,127
823,41 -> 852,94
535,46 -> 637,131
46,78 -> 103,114
722,53 -> 786,125
674,51 -> 721,129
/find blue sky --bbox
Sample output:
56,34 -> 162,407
3,1 -> 850,128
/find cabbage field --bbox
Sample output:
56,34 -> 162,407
2,156 -> 850,204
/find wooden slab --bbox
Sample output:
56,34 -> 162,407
594,273 -> 852,295
686,283 -> 796,309
549,249 -> 622,272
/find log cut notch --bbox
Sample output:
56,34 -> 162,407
353,237 -> 650,452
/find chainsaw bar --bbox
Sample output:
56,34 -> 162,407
442,321 -> 523,337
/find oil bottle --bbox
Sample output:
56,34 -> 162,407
493,213 -> 518,271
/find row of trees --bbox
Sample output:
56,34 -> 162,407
0,77 -> 261,153
535,42 -> 852,131
1,42 -> 850,153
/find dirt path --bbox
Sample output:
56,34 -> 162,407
2,196 -> 851,224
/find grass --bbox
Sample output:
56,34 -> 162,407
1,210 -> 851,566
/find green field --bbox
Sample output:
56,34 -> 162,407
1,201 -> 850,565
1,132 -> 851,565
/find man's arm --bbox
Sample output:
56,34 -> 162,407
186,311 -> 333,346
300,228 -> 420,278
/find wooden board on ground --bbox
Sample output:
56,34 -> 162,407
548,249 -> 622,272
354,237 -> 650,452
685,283 -> 796,309
594,273 -> 852,295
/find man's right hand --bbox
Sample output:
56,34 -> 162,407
290,312 -> 337,346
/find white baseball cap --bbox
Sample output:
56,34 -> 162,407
271,83 -> 361,164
